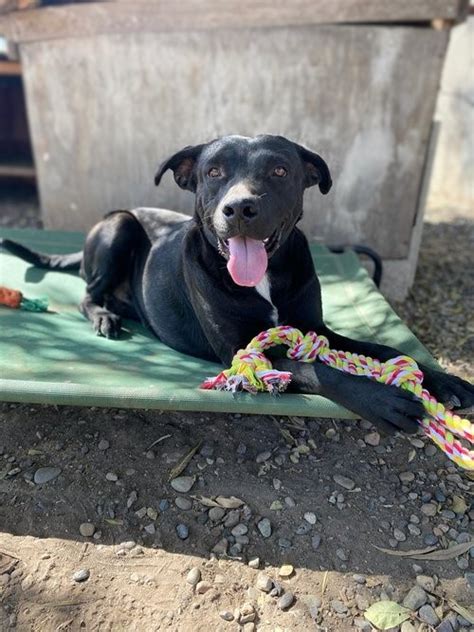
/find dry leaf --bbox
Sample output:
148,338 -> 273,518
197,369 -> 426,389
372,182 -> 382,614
447,599 -> 474,625
104,519 -> 123,526
374,541 -> 473,561
168,440 -> 202,481
215,495 -> 244,509
191,495 -> 220,508
321,570 -> 329,596
451,495 -> 467,514
364,601 -> 410,630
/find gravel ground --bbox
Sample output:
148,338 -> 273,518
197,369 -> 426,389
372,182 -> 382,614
0,183 -> 472,632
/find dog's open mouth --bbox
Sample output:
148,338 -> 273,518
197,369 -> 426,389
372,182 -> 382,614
217,228 -> 282,287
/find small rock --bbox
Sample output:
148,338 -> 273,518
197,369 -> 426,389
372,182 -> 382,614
176,523 -> 189,540
304,512 -> 317,525
336,548 -> 348,561
403,585 -> 427,610
331,599 -> 347,614
418,604 -> 440,626
399,471 -> 415,484
364,432 -> 380,446
277,592 -> 295,610
72,569 -> 90,583
257,518 -> 272,538
465,572 -> 474,589
195,580 -> 212,594
416,575 -> 436,592
79,523 -> 95,537
394,528 -> 407,542
126,490 -> 138,509
219,611 -> 234,622
98,439 -> 109,451
105,472 -> 118,482
333,474 -> 355,490
248,557 -> 260,569
256,573 -> 273,592
146,507 -> 158,520
421,503 -> 438,517
423,534 -> 438,546
436,618 -> 455,632
279,564 -> 294,578
175,497 -> 192,511
352,574 -> 366,584
424,444 -> 437,457
212,538 -> 228,555
256,450 -> 272,463
285,496 -> 296,508
186,567 -> 201,585
170,476 -> 195,493
400,622 -> 417,632
231,524 -> 248,537
34,467 -> 61,485
209,506 -> 226,522
224,510 -> 240,528
239,603 -> 256,624
144,523 -> 155,535
311,534 -> 322,550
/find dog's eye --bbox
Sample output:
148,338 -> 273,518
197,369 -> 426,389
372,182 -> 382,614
207,167 -> 222,178
273,166 -> 287,177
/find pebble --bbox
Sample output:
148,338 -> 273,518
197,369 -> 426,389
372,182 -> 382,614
278,564 -> 294,578
224,510 -> 240,528
394,528 -> 407,542
98,439 -> 109,450
176,524 -> 189,540
256,450 -> 272,463
423,534 -> 438,546
424,444 -> 437,457
436,619 -> 455,632
285,496 -> 296,508
175,497 -> 192,511
239,603 -> 256,624
34,467 -> 61,485
144,523 -> 155,535
364,432 -> 380,446
219,611 -> 234,622
231,524 -> 248,537
336,548 -> 348,561
416,575 -> 436,592
333,474 -> 355,490
79,522 -> 95,537
170,476 -> 195,493
248,557 -> 260,569
256,573 -> 273,592
72,569 -> 90,582
352,574 -> 366,584
257,518 -> 272,538
105,472 -> 118,482
159,499 -> 169,512
295,522 -> 312,535
399,471 -> 415,483
304,512 -> 317,525
418,604 -> 440,626
212,538 -> 228,555
421,503 -> 437,517
277,592 -> 295,610
311,534 -> 322,550
403,585 -> 427,610
400,623 -> 417,632
331,599 -> 348,614
209,507 -> 226,522
195,580 -> 212,594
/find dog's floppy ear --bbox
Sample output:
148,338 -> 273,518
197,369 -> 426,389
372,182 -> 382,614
154,144 -> 206,192
295,144 -> 332,194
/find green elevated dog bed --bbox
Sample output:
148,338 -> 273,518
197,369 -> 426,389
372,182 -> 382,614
0,228 -> 437,416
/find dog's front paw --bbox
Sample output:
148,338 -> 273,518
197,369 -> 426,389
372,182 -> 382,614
422,367 -> 474,411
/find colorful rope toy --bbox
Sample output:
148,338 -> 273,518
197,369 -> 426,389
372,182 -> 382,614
201,325 -> 474,470
0,285 -> 48,312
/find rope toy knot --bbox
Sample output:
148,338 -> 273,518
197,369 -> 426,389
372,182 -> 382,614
201,325 -> 474,470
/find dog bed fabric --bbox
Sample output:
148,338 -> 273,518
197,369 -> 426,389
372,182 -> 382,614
0,227 -> 438,417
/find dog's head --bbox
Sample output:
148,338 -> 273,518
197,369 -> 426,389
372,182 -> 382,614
155,135 -> 331,287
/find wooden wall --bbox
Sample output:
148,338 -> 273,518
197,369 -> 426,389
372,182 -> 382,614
19,25 -> 447,259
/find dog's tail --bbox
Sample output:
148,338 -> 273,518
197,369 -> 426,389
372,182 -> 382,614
0,238 -> 83,271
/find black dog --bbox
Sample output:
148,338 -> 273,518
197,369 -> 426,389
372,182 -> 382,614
3,135 -> 473,434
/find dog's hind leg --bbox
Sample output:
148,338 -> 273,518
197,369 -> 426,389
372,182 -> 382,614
79,211 -> 148,338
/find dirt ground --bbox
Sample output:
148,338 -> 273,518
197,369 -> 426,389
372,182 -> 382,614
0,183 -> 473,632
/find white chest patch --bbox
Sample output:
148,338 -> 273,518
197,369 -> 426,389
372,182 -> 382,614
255,275 -> 279,325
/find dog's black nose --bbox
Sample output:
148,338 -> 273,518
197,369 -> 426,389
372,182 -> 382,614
222,198 -> 258,222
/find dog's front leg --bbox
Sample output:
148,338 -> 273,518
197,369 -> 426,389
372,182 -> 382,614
319,326 -> 474,412
272,357 -> 424,434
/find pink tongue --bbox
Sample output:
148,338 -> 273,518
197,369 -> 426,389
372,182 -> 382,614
227,237 -> 268,287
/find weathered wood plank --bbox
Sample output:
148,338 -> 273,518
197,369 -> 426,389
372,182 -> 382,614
20,25 -> 448,258
0,0 -> 465,42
